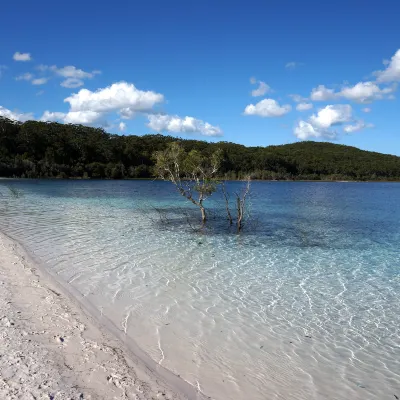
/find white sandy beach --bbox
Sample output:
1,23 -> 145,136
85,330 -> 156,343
0,232 -> 203,400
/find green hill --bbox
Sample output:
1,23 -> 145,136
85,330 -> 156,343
1,116 -> 400,181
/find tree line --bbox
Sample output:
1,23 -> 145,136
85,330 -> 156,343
1,116 -> 400,181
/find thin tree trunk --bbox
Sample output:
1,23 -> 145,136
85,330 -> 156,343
237,197 -> 243,232
221,182 -> 233,225
200,203 -> 206,223
236,177 -> 251,233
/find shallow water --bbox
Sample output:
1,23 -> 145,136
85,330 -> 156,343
0,180 -> 399,400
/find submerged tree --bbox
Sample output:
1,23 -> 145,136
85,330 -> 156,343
153,142 -> 222,224
221,177 -> 251,232
235,177 -> 251,232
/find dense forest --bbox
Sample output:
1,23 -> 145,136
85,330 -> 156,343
1,116 -> 400,181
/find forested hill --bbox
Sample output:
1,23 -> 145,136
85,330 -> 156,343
1,116 -> 400,181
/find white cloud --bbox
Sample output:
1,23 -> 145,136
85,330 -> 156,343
294,120 -> 337,140
343,120 -> 374,133
24,80 -> 221,135
251,81 -> 271,97
36,90 -> 45,96
289,94 -> 308,103
375,49 -> 400,83
310,81 -> 395,104
13,52 -> 31,62
362,107 -> 371,113
249,77 -> 257,84
61,78 -> 84,88
41,81 -> 164,127
38,65 -> 101,87
308,50 -> 400,105
244,98 -> 291,117
16,73 -> 34,81
40,111 -> 66,122
147,114 -> 222,136
296,102 -> 313,111
339,81 -> 395,103
64,111 -> 103,124
309,104 -> 352,128
65,82 -> 164,116
294,104 -> 353,140
285,61 -> 303,70
32,77 -> 48,85
48,65 -> 100,79
119,108 -> 136,119
0,106 -> 34,122
310,85 -> 337,101
40,110 -> 104,125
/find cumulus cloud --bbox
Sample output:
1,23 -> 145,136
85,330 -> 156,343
40,111 -> 66,122
339,81 -> 395,103
40,110 -> 105,125
308,50 -> 400,106
64,111 -> 103,124
309,104 -> 352,128
16,73 -> 33,81
310,81 -> 395,104
375,49 -> 400,83
343,120 -> 374,133
13,52 -> 31,62
41,81 -> 164,127
296,102 -> 313,111
120,108 -> 138,119
32,77 -> 48,85
310,85 -> 337,101
24,80 -> 220,135
244,98 -> 291,117
362,107 -> 371,113
251,81 -> 271,97
294,104 -> 353,140
61,78 -> 84,88
0,106 -> 34,122
147,114 -> 222,136
64,82 -> 163,116
294,120 -> 337,140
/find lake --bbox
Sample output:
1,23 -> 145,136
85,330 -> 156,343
0,180 -> 399,400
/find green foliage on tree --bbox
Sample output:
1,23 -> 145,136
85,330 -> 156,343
153,142 -> 222,222
1,116 -> 400,181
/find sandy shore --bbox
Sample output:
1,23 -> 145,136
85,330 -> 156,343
0,232 -> 205,400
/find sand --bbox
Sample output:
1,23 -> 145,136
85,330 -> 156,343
0,232 -> 205,400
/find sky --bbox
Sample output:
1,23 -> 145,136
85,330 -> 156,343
1,0 -> 400,155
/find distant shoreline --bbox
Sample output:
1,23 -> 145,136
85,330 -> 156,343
1,176 -> 400,183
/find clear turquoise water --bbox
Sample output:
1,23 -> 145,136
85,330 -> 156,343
0,180 -> 399,400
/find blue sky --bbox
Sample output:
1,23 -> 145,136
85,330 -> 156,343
1,0 -> 400,155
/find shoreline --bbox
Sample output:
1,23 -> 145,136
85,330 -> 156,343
2,176 -> 400,183
0,230 -> 205,400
